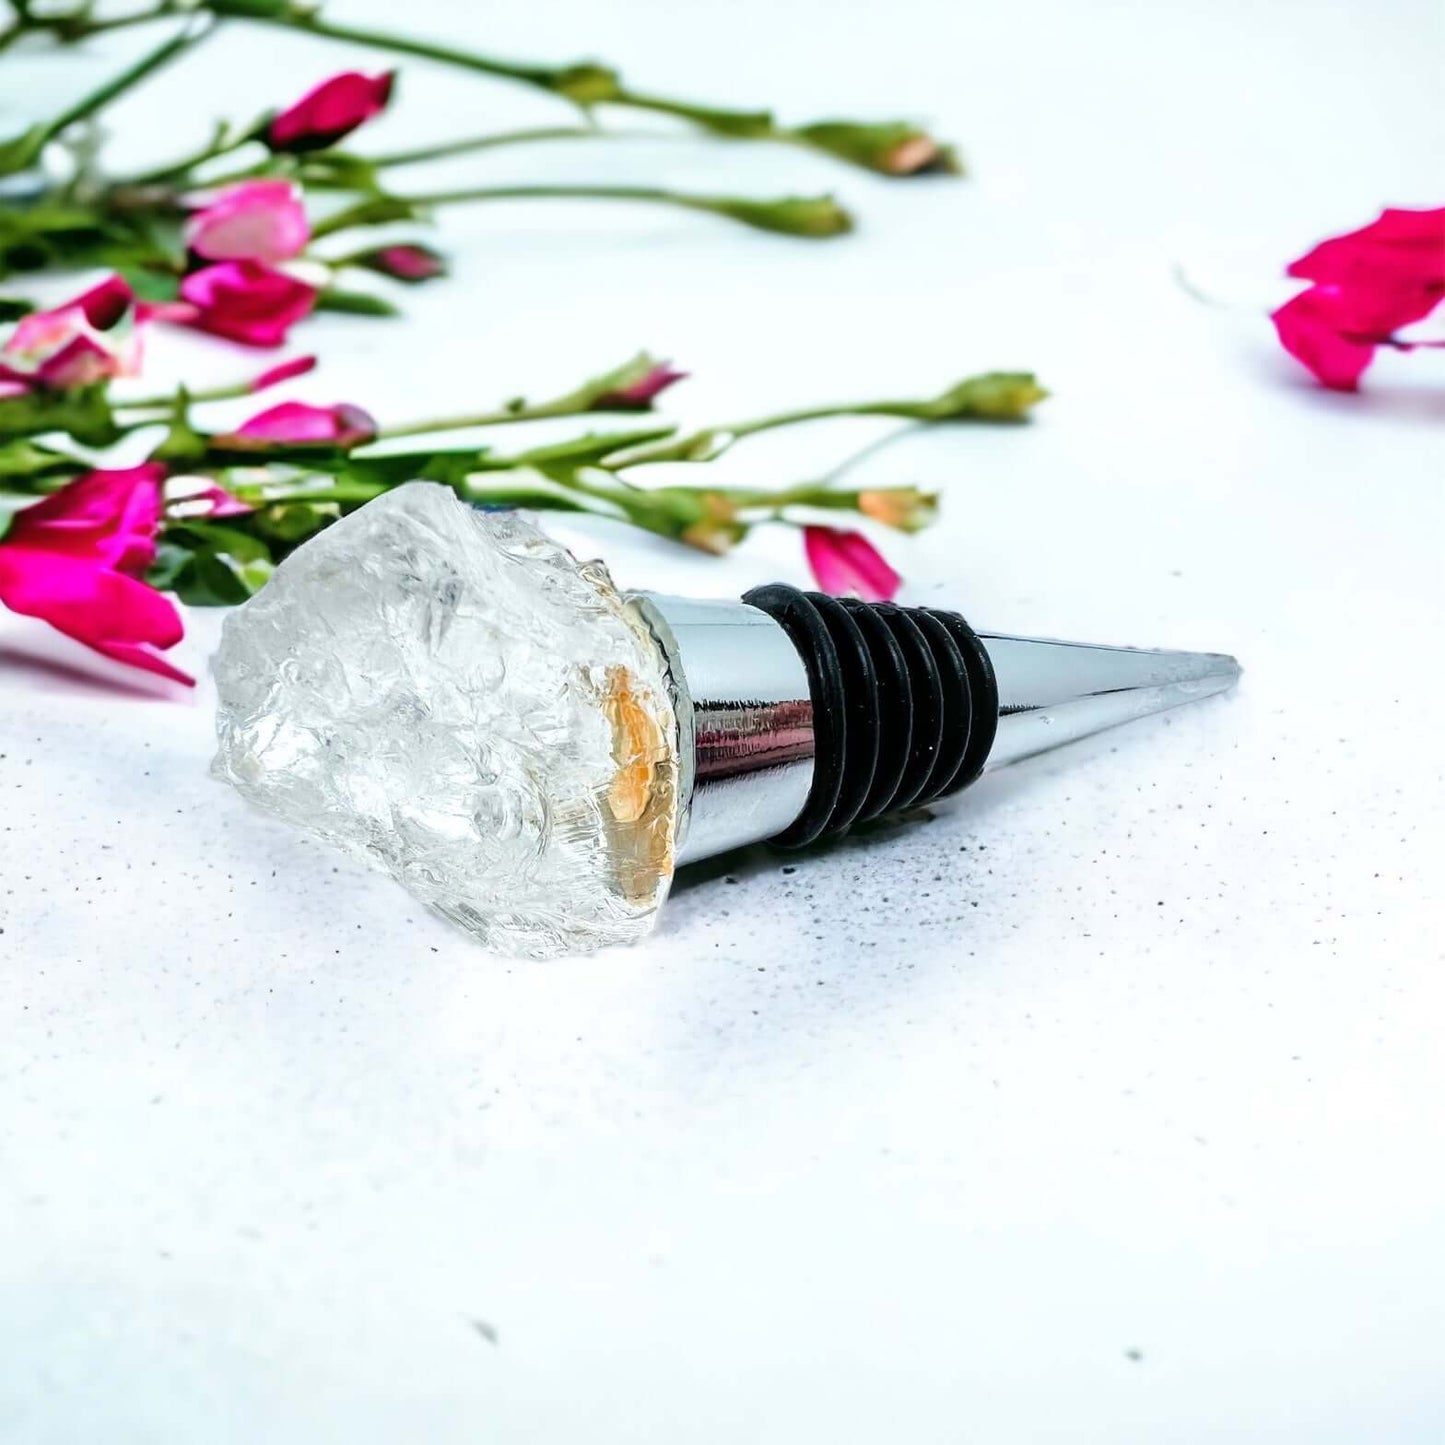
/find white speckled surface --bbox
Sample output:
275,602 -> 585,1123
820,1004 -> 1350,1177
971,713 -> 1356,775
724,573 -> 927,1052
2,1 -> 1443,1440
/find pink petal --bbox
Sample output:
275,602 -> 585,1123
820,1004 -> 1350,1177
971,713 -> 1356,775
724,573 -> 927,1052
1271,288 -> 1377,391
70,273 -> 135,331
356,243 -> 447,282
185,180 -> 310,265
229,399 -> 376,446
596,362 -> 688,410
803,525 -> 901,602
0,549 -> 192,686
178,262 -> 317,348
1288,206 -> 1445,288
266,71 -> 395,152
6,465 -> 166,572
251,354 -> 317,391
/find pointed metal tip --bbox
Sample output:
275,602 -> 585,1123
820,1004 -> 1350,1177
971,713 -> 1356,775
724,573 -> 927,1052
979,632 -> 1241,771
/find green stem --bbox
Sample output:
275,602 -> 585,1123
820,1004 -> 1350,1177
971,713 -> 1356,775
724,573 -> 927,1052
312,184 -> 849,240
607,402 -> 911,467
121,123 -> 239,187
39,17 -> 213,143
377,394 -> 615,439
364,125 -> 603,168
116,377 -> 257,413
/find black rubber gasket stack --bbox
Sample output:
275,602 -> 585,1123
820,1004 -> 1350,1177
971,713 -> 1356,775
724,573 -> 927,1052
742,584 -> 1000,849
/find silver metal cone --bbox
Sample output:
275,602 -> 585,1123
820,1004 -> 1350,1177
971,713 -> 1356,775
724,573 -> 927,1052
978,632 -> 1241,771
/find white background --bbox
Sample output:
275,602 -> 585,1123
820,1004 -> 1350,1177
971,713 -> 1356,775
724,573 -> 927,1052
3,1 -> 1444,1440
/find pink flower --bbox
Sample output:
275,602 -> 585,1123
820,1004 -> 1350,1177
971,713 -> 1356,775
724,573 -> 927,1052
594,361 -> 688,410
178,261 -> 318,348
0,465 -> 192,686
223,400 -> 377,448
185,180 -> 310,266
266,71 -> 395,153
803,525 -> 900,602
0,274 -> 140,390
352,243 -> 447,283
1271,206 -> 1445,391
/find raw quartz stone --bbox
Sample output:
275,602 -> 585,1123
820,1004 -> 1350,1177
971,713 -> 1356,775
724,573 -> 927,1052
211,483 -> 680,958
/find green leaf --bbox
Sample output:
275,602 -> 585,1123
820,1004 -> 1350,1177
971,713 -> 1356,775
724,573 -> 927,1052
0,126 -> 47,180
166,520 -> 272,565
0,384 -> 119,446
312,288 -> 401,317
0,296 -> 35,321
206,0 -> 296,16
0,438 -> 81,480
254,499 -> 339,542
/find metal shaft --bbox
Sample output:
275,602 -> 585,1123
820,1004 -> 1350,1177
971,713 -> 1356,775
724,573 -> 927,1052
980,633 -> 1242,770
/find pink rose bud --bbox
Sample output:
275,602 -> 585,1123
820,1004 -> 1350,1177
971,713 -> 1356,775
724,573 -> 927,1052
0,274 -> 140,391
226,400 -> 377,448
178,262 -> 318,349
1272,206 -> 1445,390
0,464 -> 193,686
265,71 -> 396,153
185,180 -> 310,266
351,243 -> 447,284
803,524 -> 901,603
594,361 -> 688,410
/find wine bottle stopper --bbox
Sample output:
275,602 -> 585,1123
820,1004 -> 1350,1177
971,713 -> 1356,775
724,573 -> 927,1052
213,483 -> 1239,957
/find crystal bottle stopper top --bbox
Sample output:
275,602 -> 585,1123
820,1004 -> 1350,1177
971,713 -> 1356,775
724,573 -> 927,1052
212,483 -> 1240,958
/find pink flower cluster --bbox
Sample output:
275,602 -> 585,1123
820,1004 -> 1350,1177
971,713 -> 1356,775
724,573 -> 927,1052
1272,206 -> 1445,391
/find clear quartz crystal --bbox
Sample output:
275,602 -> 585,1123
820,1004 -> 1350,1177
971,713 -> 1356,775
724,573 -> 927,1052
211,483 -> 680,958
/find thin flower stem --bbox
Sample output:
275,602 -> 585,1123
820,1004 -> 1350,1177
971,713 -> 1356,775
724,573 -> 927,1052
364,126 -> 605,168
116,378 -> 255,412
122,124 -> 238,188
608,403 -> 914,467
377,396 -> 616,439
212,8 -> 800,143
312,183 -> 847,240
40,17 -> 213,142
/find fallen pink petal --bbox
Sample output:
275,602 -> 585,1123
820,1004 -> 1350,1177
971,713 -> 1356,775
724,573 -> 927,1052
185,180 -> 311,266
251,354 -> 319,391
0,464 -> 192,685
1272,205 -> 1445,390
266,70 -> 396,152
803,524 -> 901,602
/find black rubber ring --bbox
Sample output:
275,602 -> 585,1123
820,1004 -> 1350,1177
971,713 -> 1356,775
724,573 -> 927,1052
839,597 -> 912,823
808,593 -> 879,835
742,584 -> 843,848
930,609 -> 999,797
910,609 -> 973,800
876,604 -> 944,812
